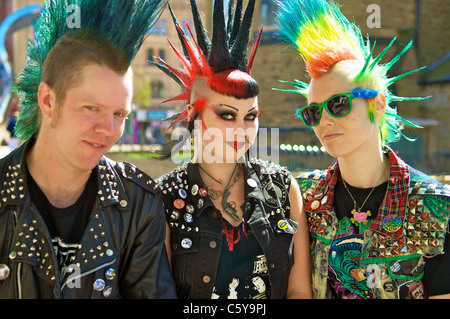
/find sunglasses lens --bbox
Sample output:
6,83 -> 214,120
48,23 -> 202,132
302,106 -> 321,126
327,95 -> 351,117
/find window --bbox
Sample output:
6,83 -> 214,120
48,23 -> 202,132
147,48 -> 154,65
151,81 -> 164,98
260,0 -> 278,26
158,49 -> 165,61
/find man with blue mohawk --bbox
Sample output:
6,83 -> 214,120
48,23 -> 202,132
0,0 -> 176,298
274,0 -> 450,299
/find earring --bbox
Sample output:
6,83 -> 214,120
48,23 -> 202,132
190,133 -> 198,164
245,134 -> 251,162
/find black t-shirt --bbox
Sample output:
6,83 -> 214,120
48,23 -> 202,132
331,178 -> 450,298
213,219 -> 271,299
27,166 -> 97,277
334,178 -> 388,229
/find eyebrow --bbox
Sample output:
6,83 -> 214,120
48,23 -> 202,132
215,104 -> 258,113
216,104 -> 238,111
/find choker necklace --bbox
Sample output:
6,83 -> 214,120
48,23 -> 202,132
341,178 -> 376,226
198,164 -> 242,221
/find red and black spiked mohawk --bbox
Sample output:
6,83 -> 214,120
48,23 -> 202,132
152,0 -> 262,129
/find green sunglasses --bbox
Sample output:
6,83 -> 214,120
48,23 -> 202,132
296,88 -> 379,127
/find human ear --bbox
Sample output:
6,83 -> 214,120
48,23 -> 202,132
188,96 -> 209,122
187,103 -> 195,122
37,82 -> 57,118
374,93 -> 386,121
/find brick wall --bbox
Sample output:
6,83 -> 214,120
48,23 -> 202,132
251,0 -> 449,171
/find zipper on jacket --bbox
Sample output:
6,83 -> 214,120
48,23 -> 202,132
12,210 -> 18,225
16,263 -> 22,299
11,210 -> 22,299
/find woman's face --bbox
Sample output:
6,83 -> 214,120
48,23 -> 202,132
190,79 -> 259,164
307,60 -> 381,159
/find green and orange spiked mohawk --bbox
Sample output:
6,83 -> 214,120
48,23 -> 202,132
274,0 -> 429,147
152,0 -> 263,130
13,0 -> 168,141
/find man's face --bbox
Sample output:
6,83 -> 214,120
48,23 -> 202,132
45,63 -> 132,172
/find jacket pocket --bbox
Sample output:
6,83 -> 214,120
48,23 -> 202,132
170,233 -> 199,296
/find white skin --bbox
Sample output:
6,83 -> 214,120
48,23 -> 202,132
188,78 -> 259,165
28,63 -> 133,208
309,60 -> 450,299
165,77 -> 312,299
308,60 -> 390,188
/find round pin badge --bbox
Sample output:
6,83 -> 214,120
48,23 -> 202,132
184,213 -> 193,223
181,238 -> 192,249
191,184 -> 199,196
197,198 -> 204,209
390,261 -> 401,273
174,199 -> 185,209
0,264 -> 10,280
103,286 -> 113,298
261,180 -> 287,208
170,210 -> 181,221
105,268 -> 116,280
277,219 -> 289,230
382,215 -> 402,233
178,189 -> 187,199
314,190 -> 324,199
198,188 -> 208,197
247,178 -> 257,188
310,200 -> 320,210
93,279 -> 106,291
186,204 -> 195,213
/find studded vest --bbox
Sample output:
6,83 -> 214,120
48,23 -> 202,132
297,148 -> 450,299
0,139 -> 176,298
157,159 -> 297,299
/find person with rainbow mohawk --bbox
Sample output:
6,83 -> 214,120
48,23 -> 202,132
274,0 -> 450,299
154,0 -> 312,299
0,0 -> 177,298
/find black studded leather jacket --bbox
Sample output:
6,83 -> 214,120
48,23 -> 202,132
0,139 -> 176,299
157,159 -> 298,299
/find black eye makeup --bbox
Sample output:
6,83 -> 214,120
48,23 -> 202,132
244,112 -> 258,121
215,109 -> 237,121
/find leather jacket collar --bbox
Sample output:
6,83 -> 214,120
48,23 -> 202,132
0,136 -> 131,212
0,137 -> 129,287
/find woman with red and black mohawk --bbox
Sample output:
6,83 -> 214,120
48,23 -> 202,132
155,0 -> 312,299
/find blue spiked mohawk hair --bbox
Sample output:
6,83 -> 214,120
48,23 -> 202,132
274,0 -> 430,147
13,0 -> 168,141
